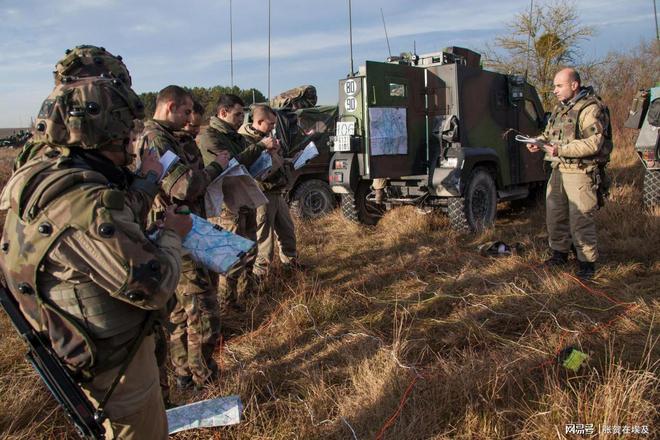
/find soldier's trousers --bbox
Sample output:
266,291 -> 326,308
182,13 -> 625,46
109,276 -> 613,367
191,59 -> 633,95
254,192 -> 297,276
218,206 -> 257,304
169,258 -> 221,385
546,168 -> 599,263
82,334 -> 168,440
372,178 -> 387,190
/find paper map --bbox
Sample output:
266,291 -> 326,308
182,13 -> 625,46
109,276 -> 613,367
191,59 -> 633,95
514,134 -> 553,154
292,141 -> 319,170
204,161 -> 268,217
159,150 -> 179,180
182,214 -> 255,274
369,107 -> 407,156
248,150 -> 274,180
167,395 -> 243,434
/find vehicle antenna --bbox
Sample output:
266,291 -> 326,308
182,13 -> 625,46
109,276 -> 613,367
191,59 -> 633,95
380,8 -> 392,58
348,0 -> 355,76
654,0 -> 659,41
268,0 -> 271,99
229,0 -> 234,87
525,0 -> 534,79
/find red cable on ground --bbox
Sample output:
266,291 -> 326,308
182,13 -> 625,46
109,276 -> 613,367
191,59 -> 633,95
374,373 -> 421,440
378,260 -> 640,436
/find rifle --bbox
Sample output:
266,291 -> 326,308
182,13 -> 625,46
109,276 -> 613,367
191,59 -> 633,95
0,282 -> 106,439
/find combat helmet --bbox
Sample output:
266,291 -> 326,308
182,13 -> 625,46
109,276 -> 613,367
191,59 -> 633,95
54,45 -> 132,86
32,76 -> 144,151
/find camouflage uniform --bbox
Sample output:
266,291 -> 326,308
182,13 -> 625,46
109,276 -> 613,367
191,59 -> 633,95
537,86 -> 613,263
0,78 -> 182,440
238,123 -> 297,276
137,120 -> 223,387
197,116 -> 266,306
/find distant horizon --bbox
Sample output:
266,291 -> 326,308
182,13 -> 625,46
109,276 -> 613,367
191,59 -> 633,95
1,0 -> 656,128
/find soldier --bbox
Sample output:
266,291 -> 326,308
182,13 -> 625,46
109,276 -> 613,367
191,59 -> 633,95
183,101 -> 205,138
527,67 -> 613,280
0,76 -> 191,439
138,86 -> 229,390
238,104 -> 300,279
197,94 -> 278,311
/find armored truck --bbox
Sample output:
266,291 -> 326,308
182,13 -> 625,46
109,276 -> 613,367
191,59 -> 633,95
273,104 -> 339,218
328,47 -> 547,231
625,86 -> 659,209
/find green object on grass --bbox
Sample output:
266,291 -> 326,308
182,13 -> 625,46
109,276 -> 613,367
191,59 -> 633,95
562,349 -> 589,372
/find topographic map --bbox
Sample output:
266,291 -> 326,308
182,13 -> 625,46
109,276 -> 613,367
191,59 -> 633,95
369,107 -> 408,155
167,395 -> 242,434
182,214 -> 255,274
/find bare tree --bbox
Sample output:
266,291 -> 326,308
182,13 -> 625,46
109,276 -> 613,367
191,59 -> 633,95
484,0 -> 594,108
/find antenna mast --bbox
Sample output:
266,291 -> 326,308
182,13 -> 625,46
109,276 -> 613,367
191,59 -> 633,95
229,0 -> 234,87
348,0 -> 355,76
524,0 -> 534,79
268,0 -> 271,99
380,8 -> 392,58
654,0 -> 659,40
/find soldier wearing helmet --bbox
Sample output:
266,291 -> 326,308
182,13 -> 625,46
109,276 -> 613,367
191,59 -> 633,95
0,58 -> 191,438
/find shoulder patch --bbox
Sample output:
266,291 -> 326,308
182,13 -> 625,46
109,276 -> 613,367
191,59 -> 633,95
101,189 -> 125,210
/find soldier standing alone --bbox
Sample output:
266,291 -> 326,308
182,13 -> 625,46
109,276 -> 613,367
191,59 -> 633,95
527,67 -> 613,279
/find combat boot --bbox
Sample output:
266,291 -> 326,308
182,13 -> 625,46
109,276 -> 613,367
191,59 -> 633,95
576,261 -> 596,280
175,375 -> 193,390
544,250 -> 568,267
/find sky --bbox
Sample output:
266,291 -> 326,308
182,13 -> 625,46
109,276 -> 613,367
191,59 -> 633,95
0,0 -> 656,128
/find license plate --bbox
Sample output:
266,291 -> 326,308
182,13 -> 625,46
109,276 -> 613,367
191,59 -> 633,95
334,122 -> 355,152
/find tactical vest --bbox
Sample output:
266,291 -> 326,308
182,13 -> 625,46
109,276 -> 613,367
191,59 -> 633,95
544,91 -> 613,165
137,120 -> 204,218
0,155 -> 147,378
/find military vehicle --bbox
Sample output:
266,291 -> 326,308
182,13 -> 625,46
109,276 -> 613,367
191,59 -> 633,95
328,47 -> 547,231
0,129 -> 31,149
625,86 -> 659,209
270,86 -> 339,219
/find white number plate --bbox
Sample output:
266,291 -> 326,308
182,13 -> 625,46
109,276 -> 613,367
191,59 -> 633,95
334,122 -> 355,151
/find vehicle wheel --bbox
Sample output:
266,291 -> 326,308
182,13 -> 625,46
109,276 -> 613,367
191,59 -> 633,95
447,168 -> 497,232
341,180 -> 383,225
290,179 -> 335,219
643,168 -> 660,209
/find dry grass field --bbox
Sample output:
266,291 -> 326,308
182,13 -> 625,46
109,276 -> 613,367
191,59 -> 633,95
0,133 -> 657,439
0,47 -> 658,438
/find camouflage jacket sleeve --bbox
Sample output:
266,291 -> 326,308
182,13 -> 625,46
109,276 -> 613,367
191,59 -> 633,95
234,140 -> 265,167
148,131 -> 223,203
197,129 -> 264,167
557,104 -> 606,158
125,173 -> 160,225
47,199 -> 183,311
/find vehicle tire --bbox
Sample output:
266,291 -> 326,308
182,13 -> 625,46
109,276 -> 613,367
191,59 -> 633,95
447,168 -> 497,232
341,180 -> 382,225
290,179 -> 336,219
643,168 -> 660,209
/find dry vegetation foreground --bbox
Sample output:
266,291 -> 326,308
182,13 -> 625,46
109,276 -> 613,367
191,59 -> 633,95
0,138 -> 657,439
